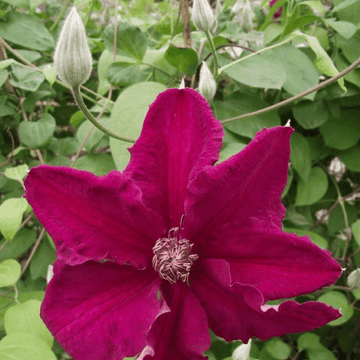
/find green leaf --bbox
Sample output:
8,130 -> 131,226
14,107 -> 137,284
9,65 -> 44,92
264,338 -> 291,360
0,260 -> 21,288
4,165 -> 29,182
293,100 -> 329,129
49,137 -> 80,156
0,69 -> 8,87
223,50 -> 286,89
0,229 -> 36,263
0,333 -> 56,360
326,19 -> 357,39
30,240 -> 56,281
319,110 -> 360,150
308,348 -> 337,360
300,1 -> 326,14
19,113 -> 56,149
110,82 -> 167,170
339,144 -> 360,172
218,143 -> 247,164
294,31 -> 346,91
4,300 -> 53,347
290,132 -> 311,181
0,12 -> 54,51
284,15 -> 320,36
284,228 -> 328,249
317,291 -> 354,326
351,219 -> 360,246
0,105 -> 16,118
76,117 -> 109,152
107,62 -> 146,87
338,30 -> 360,64
295,167 -> 328,206
73,154 -> 116,176
42,64 -> 57,86
272,45 -> 319,100
332,0 -> 359,13
297,333 -> 322,351
0,198 -> 28,241
1,0 -> 30,8
104,22 -> 147,61
164,45 -> 198,76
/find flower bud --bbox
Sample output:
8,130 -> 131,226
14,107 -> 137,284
199,61 -> 216,101
348,269 -> 360,289
192,0 -> 215,32
54,7 -> 92,88
232,339 -> 252,360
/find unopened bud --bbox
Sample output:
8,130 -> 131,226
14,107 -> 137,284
348,269 -> 360,289
54,7 -> 92,88
199,61 -> 216,101
232,339 -> 252,360
192,0 -> 215,32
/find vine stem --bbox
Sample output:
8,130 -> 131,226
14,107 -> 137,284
221,57 -> 360,124
205,30 -> 219,77
72,85 -> 135,143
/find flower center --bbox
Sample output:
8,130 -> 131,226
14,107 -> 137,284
152,227 -> 198,284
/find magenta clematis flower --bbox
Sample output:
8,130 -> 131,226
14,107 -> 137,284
269,0 -> 282,19
24,88 -> 342,360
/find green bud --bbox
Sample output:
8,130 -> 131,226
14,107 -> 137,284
199,61 -> 216,101
232,339 -> 251,360
54,7 -> 92,88
192,0 -> 215,32
348,269 -> 360,289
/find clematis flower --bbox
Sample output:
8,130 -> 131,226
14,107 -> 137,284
24,88 -> 342,360
269,0 -> 282,19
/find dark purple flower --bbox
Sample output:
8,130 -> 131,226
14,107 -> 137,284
269,0 -> 282,18
24,88 -> 341,360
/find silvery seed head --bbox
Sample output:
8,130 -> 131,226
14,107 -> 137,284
54,7 -> 92,88
192,0 -> 215,32
199,61 -> 216,101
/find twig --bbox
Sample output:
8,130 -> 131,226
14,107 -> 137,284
20,228 -> 46,277
0,128 -> 15,168
221,57 -> 360,124
180,0 -> 192,48
18,212 -> 34,230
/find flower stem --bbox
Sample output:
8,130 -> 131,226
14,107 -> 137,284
72,86 -> 136,143
205,30 -> 218,77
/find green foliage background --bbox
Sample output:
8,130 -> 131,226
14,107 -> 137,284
0,0 -> 359,359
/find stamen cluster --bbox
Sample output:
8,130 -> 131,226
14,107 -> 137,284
152,227 -> 198,284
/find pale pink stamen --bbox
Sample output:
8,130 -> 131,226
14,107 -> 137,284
152,227 -> 199,284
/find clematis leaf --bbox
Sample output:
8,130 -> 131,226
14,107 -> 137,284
0,260 -> 21,288
0,333 -> 56,360
110,82 -> 166,170
4,300 -> 53,347
295,167 -> 328,206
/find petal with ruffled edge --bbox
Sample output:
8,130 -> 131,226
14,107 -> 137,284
41,261 -> 161,360
200,221 -> 342,301
125,88 -> 224,228
183,126 -> 292,245
138,282 -> 211,360
24,165 -> 163,268
191,259 -> 341,343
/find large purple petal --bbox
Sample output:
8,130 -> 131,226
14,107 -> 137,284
183,126 -> 292,246
191,259 -> 341,343
24,165 -> 163,268
200,220 -> 342,300
138,282 -> 211,360
41,261 -> 161,360
125,88 -> 224,229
